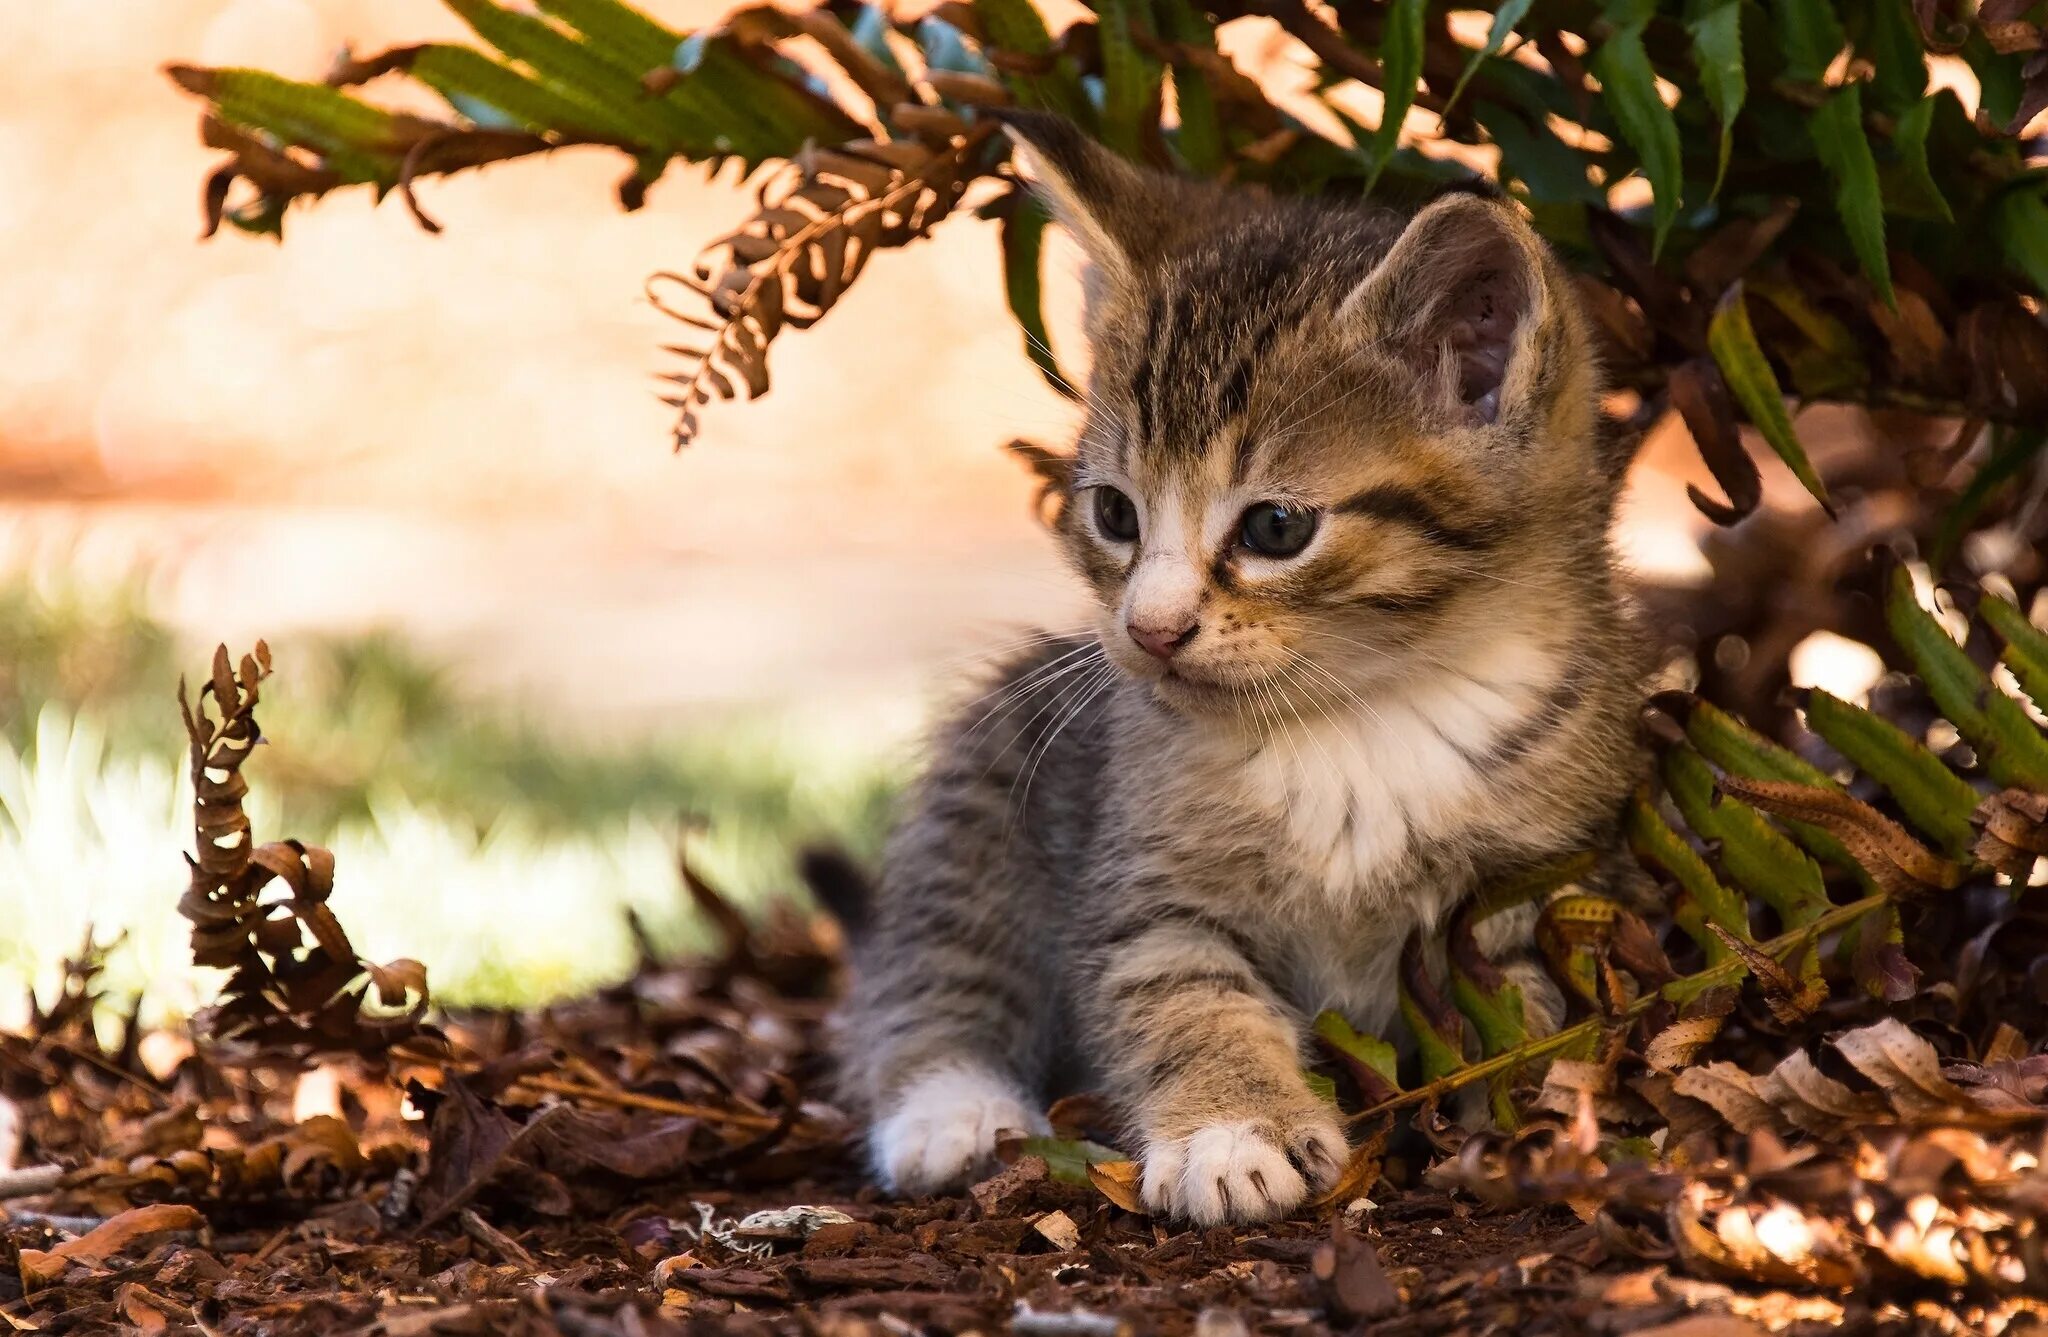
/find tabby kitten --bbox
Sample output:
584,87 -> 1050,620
835,112 -> 1643,1225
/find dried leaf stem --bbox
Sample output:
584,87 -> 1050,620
507,1073 -> 788,1132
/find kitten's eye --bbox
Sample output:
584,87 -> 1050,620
1094,486 -> 1140,542
1239,502 -> 1319,557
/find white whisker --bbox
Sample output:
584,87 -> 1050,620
1007,661 -> 1117,834
958,643 -> 1105,747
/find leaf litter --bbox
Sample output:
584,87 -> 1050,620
8,647 -> 2048,1334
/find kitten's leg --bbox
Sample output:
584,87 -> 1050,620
868,1063 -> 1047,1194
1475,900 -> 1566,1036
1089,912 -> 1347,1226
839,813 -> 1054,1194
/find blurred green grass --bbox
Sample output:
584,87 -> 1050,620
0,581 -> 900,1019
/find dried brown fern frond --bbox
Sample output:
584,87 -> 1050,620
178,644 -> 438,1065
1004,438 -> 1076,529
650,124 -> 1001,449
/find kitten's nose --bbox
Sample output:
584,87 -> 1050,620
1128,619 -> 1198,661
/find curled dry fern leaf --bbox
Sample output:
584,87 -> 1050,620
648,124 -> 1001,449
178,643 -> 440,1065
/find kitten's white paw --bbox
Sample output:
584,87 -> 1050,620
871,1065 -> 1047,1195
1141,1115 -> 1348,1226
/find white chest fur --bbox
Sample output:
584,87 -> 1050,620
1235,648 -> 1558,905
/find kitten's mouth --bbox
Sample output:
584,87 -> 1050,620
1149,665 -> 1234,709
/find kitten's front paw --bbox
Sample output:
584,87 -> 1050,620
1140,1112 -> 1348,1226
871,1065 -> 1048,1195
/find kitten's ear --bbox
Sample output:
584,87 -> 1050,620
997,110 -> 1176,287
1339,194 -> 1568,431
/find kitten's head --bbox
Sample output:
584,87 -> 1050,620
1005,113 -> 1618,723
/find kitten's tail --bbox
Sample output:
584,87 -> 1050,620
799,845 -> 873,941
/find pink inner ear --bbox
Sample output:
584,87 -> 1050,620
1443,262 -> 1528,425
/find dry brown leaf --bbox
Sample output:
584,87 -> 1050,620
1086,1159 -> 1143,1213
1983,1023 -> 2030,1066
1974,788 -> 2048,877
1751,1051 -> 1890,1136
1645,1017 -> 1727,1073
1869,287 -> 1954,388
1831,1019 -> 1975,1121
1667,1019 -> 2038,1143
1712,774 -> 1961,892
1533,1052 -> 1637,1135
279,1114 -> 367,1186
1706,926 -> 1827,1024
1672,1063 -> 1780,1134
1682,199 -> 1799,293
1572,275 -> 1655,364
1542,1058 -> 1618,1101
1311,1121 -> 1390,1209
364,958 -> 428,1008
18,1204 -> 206,1289
1668,357 -> 1760,525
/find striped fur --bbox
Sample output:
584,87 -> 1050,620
835,116 -> 1646,1224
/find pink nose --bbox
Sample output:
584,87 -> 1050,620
1128,620 -> 1198,661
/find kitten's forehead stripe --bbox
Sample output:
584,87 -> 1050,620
1131,292 -> 1165,451
1125,241 -> 1338,461
1335,485 -> 1496,552
1355,588 -> 1451,616
1222,314 -> 1287,482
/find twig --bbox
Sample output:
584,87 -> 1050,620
387,1025 -> 785,1128
0,1210 -> 105,1234
508,1074 -> 787,1132
0,1166 -> 64,1202
1256,0 -> 1387,87
461,1207 -> 540,1270
396,132 -> 453,234
1251,0 -> 1445,113
251,1224 -> 294,1264
32,1037 -> 169,1104
390,1041 -> 791,1132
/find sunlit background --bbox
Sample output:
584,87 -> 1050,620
1,0 -> 1900,1023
